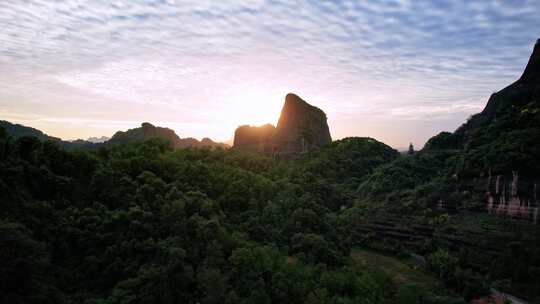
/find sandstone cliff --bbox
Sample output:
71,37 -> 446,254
274,93 -> 332,157
233,124 -> 276,153
232,93 -> 332,157
486,171 -> 539,223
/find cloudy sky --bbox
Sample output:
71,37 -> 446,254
0,0 -> 538,148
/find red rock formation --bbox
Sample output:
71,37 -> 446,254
486,171 -> 539,224
233,93 -> 332,157
233,124 -> 276,153
273,93 -> 332,157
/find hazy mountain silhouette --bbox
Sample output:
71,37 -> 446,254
0,120 -> 61,142
86,136 -> 110,143
106,122 -> 228,149
0,120 -> 227,150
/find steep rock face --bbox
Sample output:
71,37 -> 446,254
520,38 -> 540,82
453,39 -> 540,146
274,93 -> 332,157
232,93 -> 332,157
486,171 -> 539,223
420,39 -> 540,222
474,41 -> 540,222
422,40 -> 540,153
233,124 -> 276,153
422,40 -> 540,172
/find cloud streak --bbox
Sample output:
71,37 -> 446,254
0,0 -> 539,147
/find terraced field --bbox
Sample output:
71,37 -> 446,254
351,248 -> 438,287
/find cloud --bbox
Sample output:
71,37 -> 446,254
0,0 -> 539,146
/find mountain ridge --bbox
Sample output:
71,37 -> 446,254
0,120 -> 228,150
106,122 -> 228,149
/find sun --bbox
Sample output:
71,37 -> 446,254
224,87 -> 284,128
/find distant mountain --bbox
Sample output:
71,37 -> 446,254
106,122 -> 228,149
0,120 -> 228,150
233,93 -> 332,158
0,120 -> 61,141
86,136 -> 110,143
0,120 -> 99,150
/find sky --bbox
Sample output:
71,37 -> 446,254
0,1 -> 539,148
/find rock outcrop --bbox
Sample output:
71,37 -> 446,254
519,38 -> 540,82
233,124 -> 276,153
274,93 -> 332,157
453,39 -> 540,146
232,93 -> 332,157
421,39 -> 540,222
486,171 -> 539,223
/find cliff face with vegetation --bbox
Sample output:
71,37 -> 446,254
486,171 -> 539,223
426,40 -> 540,172
420,40 -> 540,222
233,93 -> 332,157
352,43 -> 540,301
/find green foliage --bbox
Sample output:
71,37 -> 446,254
1,127 -> 537,303
423,132 -> 462,151
357,150 -> 460,210
0,220 -> 65,303
427,249 -> 458,281
396,283 -> 429,304
300,137 -> 399,187
0,135 -> 403,303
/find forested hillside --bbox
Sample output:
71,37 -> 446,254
1,39 -> 539,304
1,129 -> 471,304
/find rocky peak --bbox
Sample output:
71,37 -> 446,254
448,39 -> 540,146
277,94 -> 324,127
141,122 -> 154,129
518,38 -> 540,82
232,93 -> 332,157
274,93 -> 331,157
233,124 -> 276,153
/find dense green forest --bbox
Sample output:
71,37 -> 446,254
2,126 -> 540,304
0,129 -> 457,304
